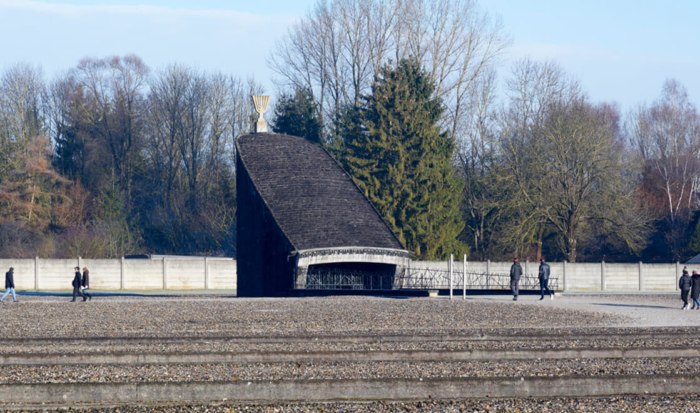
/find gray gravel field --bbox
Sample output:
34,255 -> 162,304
0,296 -> 627,339
0,357 -> 698,384
2,336 -> 700,355
3,395 -> 700,412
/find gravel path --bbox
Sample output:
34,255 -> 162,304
2,336 -> 700,355
1,358 -> 698,384
3,395 -> 700,412
0,297 -> 626,339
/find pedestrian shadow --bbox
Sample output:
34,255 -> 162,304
591,303 -> 677,310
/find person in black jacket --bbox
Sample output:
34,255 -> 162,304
691,270 -> 700,310
679,268 -> 692,310
1,267 -> 17,303
510,258 -> 523,301
81,267 -> 92,301
71,267 -> 87,302
538,258 -> 553,301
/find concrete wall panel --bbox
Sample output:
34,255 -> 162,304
124,260 -> 164,290
605,264 -> 639,291
39,259 -> 79,290
565,263 -> 601,290
209,260 -> 237,290
410,261 -> 449,271
467,262 -> 488,274
166,259 -> 205,290
82,259 -> 121,290
489,262 -> 513,275
0,259 -> 35,290
644,264 -> 676,291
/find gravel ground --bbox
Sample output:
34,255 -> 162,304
3,336 -> 700,355
0,297 -> 627,339
3,395 -> 700,412
0,358 -> 698,384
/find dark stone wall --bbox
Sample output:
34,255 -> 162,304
236,154 -> 296,297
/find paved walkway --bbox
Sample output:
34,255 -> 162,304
463,293 -> 700,328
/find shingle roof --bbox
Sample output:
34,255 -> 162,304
237,133 -> 405,252
687,253 -> 700,264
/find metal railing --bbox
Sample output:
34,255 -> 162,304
399,268 -> 559,291
304,266 -> 559,291
305,268 -> 394,290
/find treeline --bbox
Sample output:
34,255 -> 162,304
269,0 -> 700,262
0,56 -> 262,258
2,0 -> 699,263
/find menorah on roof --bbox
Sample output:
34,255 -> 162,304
252,95 -> 270,133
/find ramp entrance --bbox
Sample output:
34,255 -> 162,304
306,262 -> 396,290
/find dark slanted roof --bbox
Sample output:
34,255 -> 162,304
687,253 -> 700,264
237,133 -> 404,252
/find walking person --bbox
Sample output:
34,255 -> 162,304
1,267 -> 17,303
510,258 -> 523,301
538,258 -> 553,301
81,267 -> 92,301
691,270 -> 700,310
679,268 -> 692,310
71,267 -> 87,302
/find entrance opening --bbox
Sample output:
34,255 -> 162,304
306,262 -> 396,290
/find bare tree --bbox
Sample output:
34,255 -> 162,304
76,55 -> 150,202
146,64 -> 190,210
456,69 -> 504,259
493,59 -> 581,259
269,0 -> 509,141
629,79 -> 700,258
0,63 -> 45,152
494,61 -> 650,261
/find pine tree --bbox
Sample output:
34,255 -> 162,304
271,88 -> 323,144
686,216 -> 700,259
342,58 -> 465,260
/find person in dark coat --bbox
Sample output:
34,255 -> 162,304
81,267 -> 92,301
538,258 -> 553,301
691,270 -> 700,310
71,267 -> 87,302
680,268 -> 692,310
510,258 -> 523,301
1,267 -> 17,303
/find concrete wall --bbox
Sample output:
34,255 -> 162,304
0,257 -> 236,291
0,256 -> 685,293
208,259 -> 238,290
410,260 -> 686,292
0,258 -> 36,290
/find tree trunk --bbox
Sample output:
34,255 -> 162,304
536,221 -> 545,261
566,235 -> 577,263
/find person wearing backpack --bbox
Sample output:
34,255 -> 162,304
538,258 -> 553,301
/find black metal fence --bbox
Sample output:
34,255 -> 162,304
304,266 -> 559,291
399,268 -> 560,291
305,267 -> 395,290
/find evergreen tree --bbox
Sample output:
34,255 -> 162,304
271,88 -> 323,144
686,217 -> 700,259
342,58 -> 465,260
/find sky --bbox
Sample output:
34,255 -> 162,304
0,0 -> 698,111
